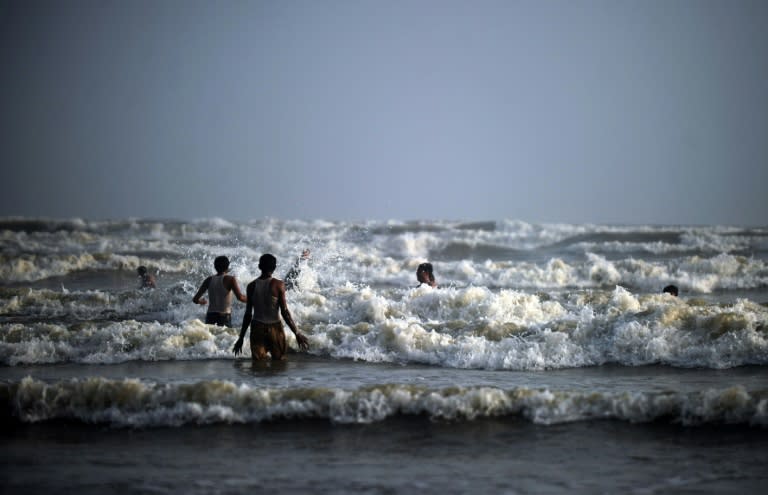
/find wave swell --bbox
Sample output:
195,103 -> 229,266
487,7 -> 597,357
3,377 -> 766,428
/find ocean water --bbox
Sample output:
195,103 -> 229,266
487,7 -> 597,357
2,217 -> 767,494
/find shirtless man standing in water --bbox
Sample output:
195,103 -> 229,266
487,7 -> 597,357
192,255 -> 247,327
233,253 -> 309,360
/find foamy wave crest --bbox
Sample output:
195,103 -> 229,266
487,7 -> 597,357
3,378 -> 766,428
0,320 -> 243,365
0,252 -> 194,283
0,286 -> 199,324
0,228 -> 182,256
300,286 -> 768,370
451,253 -> 768,292
3,286 -> 766,369
0,288 -> 110,318
4,218 -> 766,293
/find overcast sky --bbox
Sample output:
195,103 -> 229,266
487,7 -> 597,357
1,0 -> 766,225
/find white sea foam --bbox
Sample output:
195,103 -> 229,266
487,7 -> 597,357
2,219 -> 766,291
0,252 -> 195,283
2,284 -> 766,369
4,377 -> 766,427
2,218 -> 767,370
0,320 -> 238,365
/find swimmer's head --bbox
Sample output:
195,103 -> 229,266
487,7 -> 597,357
214,256 -> 230,273
259,254 -> 277,273
662,284 -> 679,297
137,266 -> 148,276
416,262 -> 435,283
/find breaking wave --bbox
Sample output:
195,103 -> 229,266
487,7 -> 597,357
3,377 -> 766,428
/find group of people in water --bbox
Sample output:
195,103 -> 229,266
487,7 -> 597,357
184,251 -> 433,362
187,252 -> 311,361
137,253 -> 677,362
137,251 -> 408,362
185,251 -> 435,362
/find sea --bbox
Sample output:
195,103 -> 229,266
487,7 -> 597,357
1,217 -> 767,494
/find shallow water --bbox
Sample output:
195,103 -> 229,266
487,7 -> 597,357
4,356 -> 767,393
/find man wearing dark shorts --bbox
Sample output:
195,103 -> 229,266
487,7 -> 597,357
192,256 -> 247,326
233,254 -> 309,360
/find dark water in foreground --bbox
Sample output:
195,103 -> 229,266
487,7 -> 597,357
5,418 -> 768,495
3,357 -> 768,494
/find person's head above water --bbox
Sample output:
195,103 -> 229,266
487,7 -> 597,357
416,262 -> 436,287
137,265 -> 156,288
662,284 -> 679,297
259,253 -> 277,274
214,256 -> 230,273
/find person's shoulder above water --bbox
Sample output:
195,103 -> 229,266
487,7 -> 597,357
216,256 -> 247,302
192,255 -> 247,316
416,262 -> 437,288
137,266 -> 156,289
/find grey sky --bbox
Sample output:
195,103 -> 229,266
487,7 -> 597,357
1,0 -> 766,225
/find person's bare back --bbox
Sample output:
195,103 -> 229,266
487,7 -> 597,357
192,256 -> 246,327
